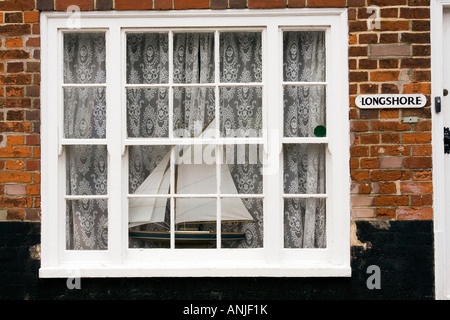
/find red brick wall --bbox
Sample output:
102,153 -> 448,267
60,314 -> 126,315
0,0 -> 432,222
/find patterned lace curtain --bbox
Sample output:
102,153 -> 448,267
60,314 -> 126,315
64,33 -> 108,250
283,31 -> 327,248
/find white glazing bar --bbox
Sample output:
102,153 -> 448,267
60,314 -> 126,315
124,138 -> 264,145
281,81 -> 327,86
215,30 -> 221,249
60,139 -> 108,145
170,146 -> 175,249
282,194 -> 328,198
127,193 -> 263,198
281,137 -> 329,144
62,83 -> 107,88
169,30 -> 174,141
64,195 -> 109,200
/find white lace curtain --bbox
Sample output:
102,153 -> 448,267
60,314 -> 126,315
63,30 -> 326,250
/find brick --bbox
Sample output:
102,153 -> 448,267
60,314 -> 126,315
288,0 -> 306,7
26,184 -> 40,195
379,157 -> 403,169
370,44 -> 411,58
0,0 -> 35,11
402,132 -> 431,144
400,8 -> 430,19
5,185 -> 26,196
378,182 -> 397,194
348,0 -> 365,6
401,58 -> 430,69
96,0 -> 113,10
37,0 -> 55,10
248,0 -> 285,8
24,11 -> 40,23
351,170 -> 370,182
360,158 -> 378,169
368,0 -> 407,5
0,74 -> 32,85
0,50 -> 30,60
412,145 -> 432,156
26,160 -> 40,171
373,195 -> 409,206
351,195 -> 374,206
0,24 -> 31,36
371,170 -> 403,181
174,0 -> 209,9
5,159 -> 24,170
397,207 -> 433,220
380,20 -> 410,31
5,38 -> 24,48
0,122 -> 32,133
211,0 -> 228,9
371,145 -> 410,156
0,172 -> 32,183
370,70 -> 400,82
351,208 -> 375,219
155,0 -> 172,10
376,208 -> 396,219
308,0 -> 346,7
5,12 -> 23,24
381,84 -> 400,94
381,133 -> 400,144
404,157 -> 432,169
55,0 -> 94,10
7,62 -> 24,73
229,0 -> 247,8
26,37 -> 41,47
0,146 -> 32,158
401,32 -> 430,44
400,182 -> 433,194
5,87 -> 24,98
403,83 -> 431,94
7,209 -> 25,220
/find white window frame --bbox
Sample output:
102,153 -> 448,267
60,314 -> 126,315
39,8 -> 350,278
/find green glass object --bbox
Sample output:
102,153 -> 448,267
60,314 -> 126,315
314,125 -> 326,137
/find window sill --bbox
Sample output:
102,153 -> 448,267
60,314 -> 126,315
39,262 -> 351,278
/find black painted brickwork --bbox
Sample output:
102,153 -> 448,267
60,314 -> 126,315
0,220 -> 434,300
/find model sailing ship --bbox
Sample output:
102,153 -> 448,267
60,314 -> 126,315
128,120 -> 253,243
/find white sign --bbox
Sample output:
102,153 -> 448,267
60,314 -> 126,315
356,94 -> 427,109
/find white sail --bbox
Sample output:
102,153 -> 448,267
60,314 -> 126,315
128,152 -> 171,227
128,119 -> 254,227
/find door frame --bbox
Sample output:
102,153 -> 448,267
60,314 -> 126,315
431,0 -> 450,301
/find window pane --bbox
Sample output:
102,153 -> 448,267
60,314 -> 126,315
66,145 -> 107,196
66,199 -> 108,250
64,87 -> 106,139
283,86 -> 326,138
220,32 -> 262,83
129,197 -> 171,249
175,198 -> 217,249
222,144 -> 263,194
283,144 -> 326,194
126,33 -> 169,84
221,197 -> 263,248
127,88 -> 169,138
64,33 -> 106,84
220,87 -> 262,137
174,144 -> 217,195
284,198 -> 326,248
173,87 -> 215,138
173,33 -> 215,84
283,31 -> 325,82
128,145 -> 172,194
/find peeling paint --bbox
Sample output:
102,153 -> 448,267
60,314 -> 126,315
351,222 -> 369,250
29,243 -> 40,260
368,220 -> 391,230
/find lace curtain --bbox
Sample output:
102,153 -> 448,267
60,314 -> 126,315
283,31 -> 327,248
63,30 -> 326,250
64,33 -> 108,250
